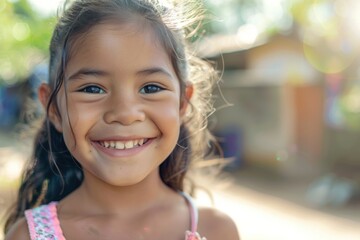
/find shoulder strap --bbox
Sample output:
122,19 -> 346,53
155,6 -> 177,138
180,192 -> 199,233
25,202 -> 65,240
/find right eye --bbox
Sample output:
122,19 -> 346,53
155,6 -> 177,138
139,84 -> 164,94
78,85 -> 105,94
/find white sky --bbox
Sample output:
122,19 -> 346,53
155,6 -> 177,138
28,0 -> 64,16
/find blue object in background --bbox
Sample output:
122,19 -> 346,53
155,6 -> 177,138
216,126 -> 243,170
0,86 -> 21,129
0,63 -> 48,129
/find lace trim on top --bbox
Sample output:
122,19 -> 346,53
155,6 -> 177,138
25,193 -> 206,240
25,202 -> 65,240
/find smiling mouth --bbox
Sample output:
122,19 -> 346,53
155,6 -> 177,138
97,139 -> 149,150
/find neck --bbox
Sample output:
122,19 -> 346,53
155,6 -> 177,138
74,169 -> 175,215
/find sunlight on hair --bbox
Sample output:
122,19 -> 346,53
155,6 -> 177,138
157,0 -> 173,8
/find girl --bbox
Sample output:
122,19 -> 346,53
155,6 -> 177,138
4,0 -> 240,239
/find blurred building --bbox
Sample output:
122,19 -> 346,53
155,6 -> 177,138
200,30 -> 360,195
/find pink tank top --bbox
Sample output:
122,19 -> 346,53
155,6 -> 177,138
24,192 -> 205,240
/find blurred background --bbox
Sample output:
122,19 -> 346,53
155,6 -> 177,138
1,0 -> 360,239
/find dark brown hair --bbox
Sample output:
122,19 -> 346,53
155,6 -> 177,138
4,0 -> 217,233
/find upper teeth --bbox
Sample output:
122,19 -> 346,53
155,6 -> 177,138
100,139 -> 146,150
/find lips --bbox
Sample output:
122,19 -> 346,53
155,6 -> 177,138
97,138 -> 149,150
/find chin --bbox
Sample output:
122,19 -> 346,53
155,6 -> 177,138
103,174 -> 149,187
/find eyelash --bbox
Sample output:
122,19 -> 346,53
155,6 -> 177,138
78,85 -> 106,94
78,84 -> 164,95
139,84 -> 165,94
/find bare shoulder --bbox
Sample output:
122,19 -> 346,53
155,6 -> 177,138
198,207 -> 240,240
4,217 -> 31,240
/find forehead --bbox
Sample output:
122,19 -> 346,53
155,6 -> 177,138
69,21 -> 165,56
66,21 -> 173,75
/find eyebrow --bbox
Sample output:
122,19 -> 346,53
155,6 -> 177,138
67,68 -> 109,81
136,67 -> 174,79
66,67 -> 174,81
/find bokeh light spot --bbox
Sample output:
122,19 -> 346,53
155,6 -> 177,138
0,62 -> 16,84
12,22 -> 30,41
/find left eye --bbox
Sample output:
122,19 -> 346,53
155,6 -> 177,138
78,85 -> 105,94
140,84 -> 164,94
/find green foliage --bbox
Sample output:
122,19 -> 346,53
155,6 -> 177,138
0,0 -> 56,86
203,0 -> 262,34
339,85 -> 360,130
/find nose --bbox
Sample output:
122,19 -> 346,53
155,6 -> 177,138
103,92 -> 145,125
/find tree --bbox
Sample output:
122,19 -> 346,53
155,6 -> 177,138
0,0 -> 55,86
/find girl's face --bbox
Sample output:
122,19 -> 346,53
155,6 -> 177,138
51,22 -> 187,186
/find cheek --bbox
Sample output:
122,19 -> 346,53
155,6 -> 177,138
57,96 -> 98,149
62,95 -> 102,128
154,99 -> 182,135
68,106 -> 94,128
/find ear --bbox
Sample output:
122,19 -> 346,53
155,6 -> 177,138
38,83 -> 63,132
180,82 -> 193,117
